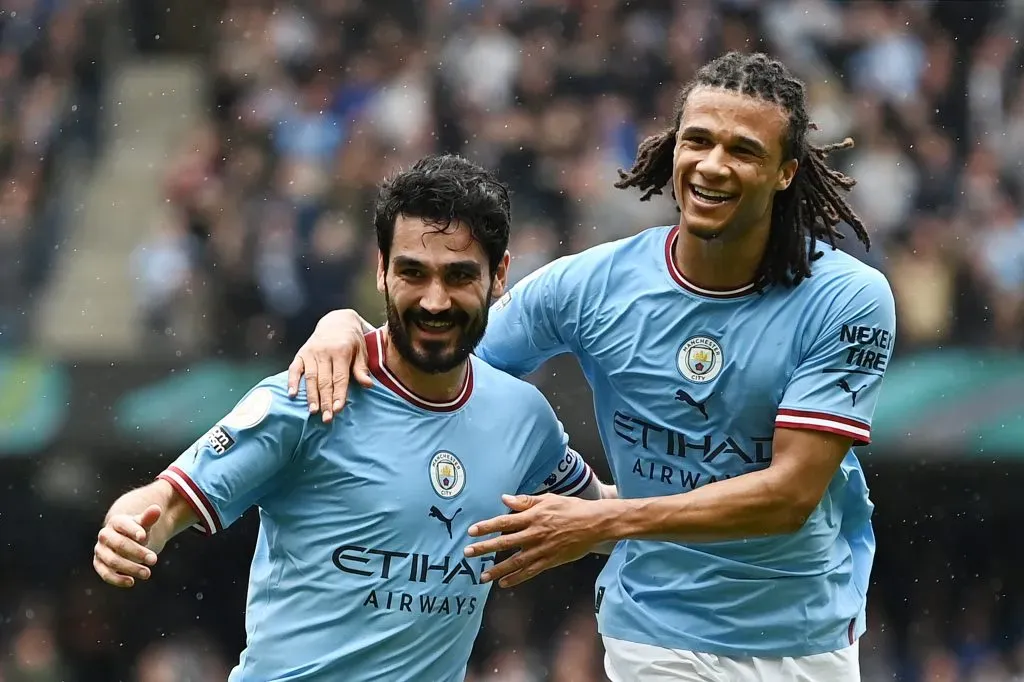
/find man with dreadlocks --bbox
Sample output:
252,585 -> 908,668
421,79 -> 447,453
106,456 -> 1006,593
287,52 -> 894,680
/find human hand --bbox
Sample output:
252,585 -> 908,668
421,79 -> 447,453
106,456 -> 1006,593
93,505 -> 163,588
464,494 -> 611,588
287,309 -> 374,422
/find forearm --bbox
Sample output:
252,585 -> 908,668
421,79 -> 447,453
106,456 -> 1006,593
599,468 -> 809,544
105,481 -> 196,552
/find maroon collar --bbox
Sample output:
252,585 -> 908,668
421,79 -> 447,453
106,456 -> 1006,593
664,226 -> 759,299
366,328 -> 473,412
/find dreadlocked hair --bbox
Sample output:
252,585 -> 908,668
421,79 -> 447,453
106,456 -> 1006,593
614,51 -> 870,287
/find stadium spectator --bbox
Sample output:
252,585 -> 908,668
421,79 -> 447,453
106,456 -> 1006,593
143,0 -> 1024,361
0,0 -> 103,348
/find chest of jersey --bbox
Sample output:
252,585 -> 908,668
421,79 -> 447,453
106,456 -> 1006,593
285,394 -> 525,590
580,289 -> 804,490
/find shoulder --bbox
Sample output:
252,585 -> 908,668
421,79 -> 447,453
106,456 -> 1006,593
793,247 -> 896,340
518,226 -> 672,291
257,371 -> 306,403
500,226 -> 673,327
809,246 -> 891,295
225,372 -> 310,425
802,246 -> 894,312
469,358 -> 554,416
576,225 -> 669,263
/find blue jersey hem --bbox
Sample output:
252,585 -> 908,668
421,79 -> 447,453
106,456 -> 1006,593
596,621 -> 867,659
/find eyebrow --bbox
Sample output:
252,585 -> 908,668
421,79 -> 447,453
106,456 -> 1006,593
680,126 -> 769,157
393,256 -> 483,275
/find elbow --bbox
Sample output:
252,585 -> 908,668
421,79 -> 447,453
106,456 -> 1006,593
777,500 -> 816,534
766,478 -> 819,534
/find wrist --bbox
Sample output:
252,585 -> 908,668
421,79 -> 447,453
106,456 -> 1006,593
593,498 -> 634,544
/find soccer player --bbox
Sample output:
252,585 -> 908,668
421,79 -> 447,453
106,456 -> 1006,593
287,53 -> 896,681
92,154 -> 608,682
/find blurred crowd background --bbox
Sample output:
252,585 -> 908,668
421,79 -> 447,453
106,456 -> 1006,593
3,0 -> 1024,681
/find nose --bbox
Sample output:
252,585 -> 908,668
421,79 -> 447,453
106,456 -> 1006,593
419,278 -> 452,314
694,144 -> 729,180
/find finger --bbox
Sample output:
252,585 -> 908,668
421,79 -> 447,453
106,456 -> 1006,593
303,361 -> 320,414
329,365 -> 349,417
464,530 -> 530,558
94,543 -> 152,581
318,353 -> 337,423
315,351 -> 335,422
93,555 -> 134,588
467,513 -> 527,539
501,494 -> 537,511
135,504 -> 163,532
99,526 -> 158,566
497,554 -> 557,588
333,341 -> 370,414
352,343 -> 374,390
497,566 -> 541,589
480,549 -> 534,585
108,515 -> 147,543
287,355 -> 305,397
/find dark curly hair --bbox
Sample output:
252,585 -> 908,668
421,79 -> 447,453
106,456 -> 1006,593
614,51 -> 869,287
374,154 -> 512,277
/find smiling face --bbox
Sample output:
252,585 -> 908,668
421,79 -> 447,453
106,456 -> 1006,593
672,87 -> 799,243
378,214 -> 509,374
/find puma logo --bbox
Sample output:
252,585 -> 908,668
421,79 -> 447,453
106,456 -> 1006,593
675,390 -> 710,420
428,505 -> 462,539
836,380 -> 866,407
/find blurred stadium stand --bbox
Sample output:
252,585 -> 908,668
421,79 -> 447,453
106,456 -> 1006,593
3,1 -> 1024,680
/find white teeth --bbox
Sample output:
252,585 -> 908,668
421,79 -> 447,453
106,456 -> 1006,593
692,185 -> 734,200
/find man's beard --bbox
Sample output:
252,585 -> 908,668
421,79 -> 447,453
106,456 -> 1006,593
384,288 -> 491,374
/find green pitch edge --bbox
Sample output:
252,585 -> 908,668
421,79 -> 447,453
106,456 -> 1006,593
114,359 -> 279,447
871,351 -> 1024,454
0,353 -> 70,455
966,404 -> 1024,454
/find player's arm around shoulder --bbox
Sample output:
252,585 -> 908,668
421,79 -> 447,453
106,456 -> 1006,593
476,252 -> 594,377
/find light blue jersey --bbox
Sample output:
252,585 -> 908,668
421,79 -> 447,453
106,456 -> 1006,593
479,225 -> 896,658
157,329 -> 594,681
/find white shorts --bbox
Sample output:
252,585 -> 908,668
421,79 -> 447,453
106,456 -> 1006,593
603,636 -> 860,682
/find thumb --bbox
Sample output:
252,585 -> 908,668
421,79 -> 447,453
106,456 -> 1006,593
502,494 -> 536,512
135,504 -> 163,531
354,348 -> 374,388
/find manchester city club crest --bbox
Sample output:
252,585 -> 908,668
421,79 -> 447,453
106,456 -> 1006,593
429,451 -> 466,499
677,335 -> 724,383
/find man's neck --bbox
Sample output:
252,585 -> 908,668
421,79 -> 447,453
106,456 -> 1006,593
383,331 -> 468,402
674,222 -> 770,291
